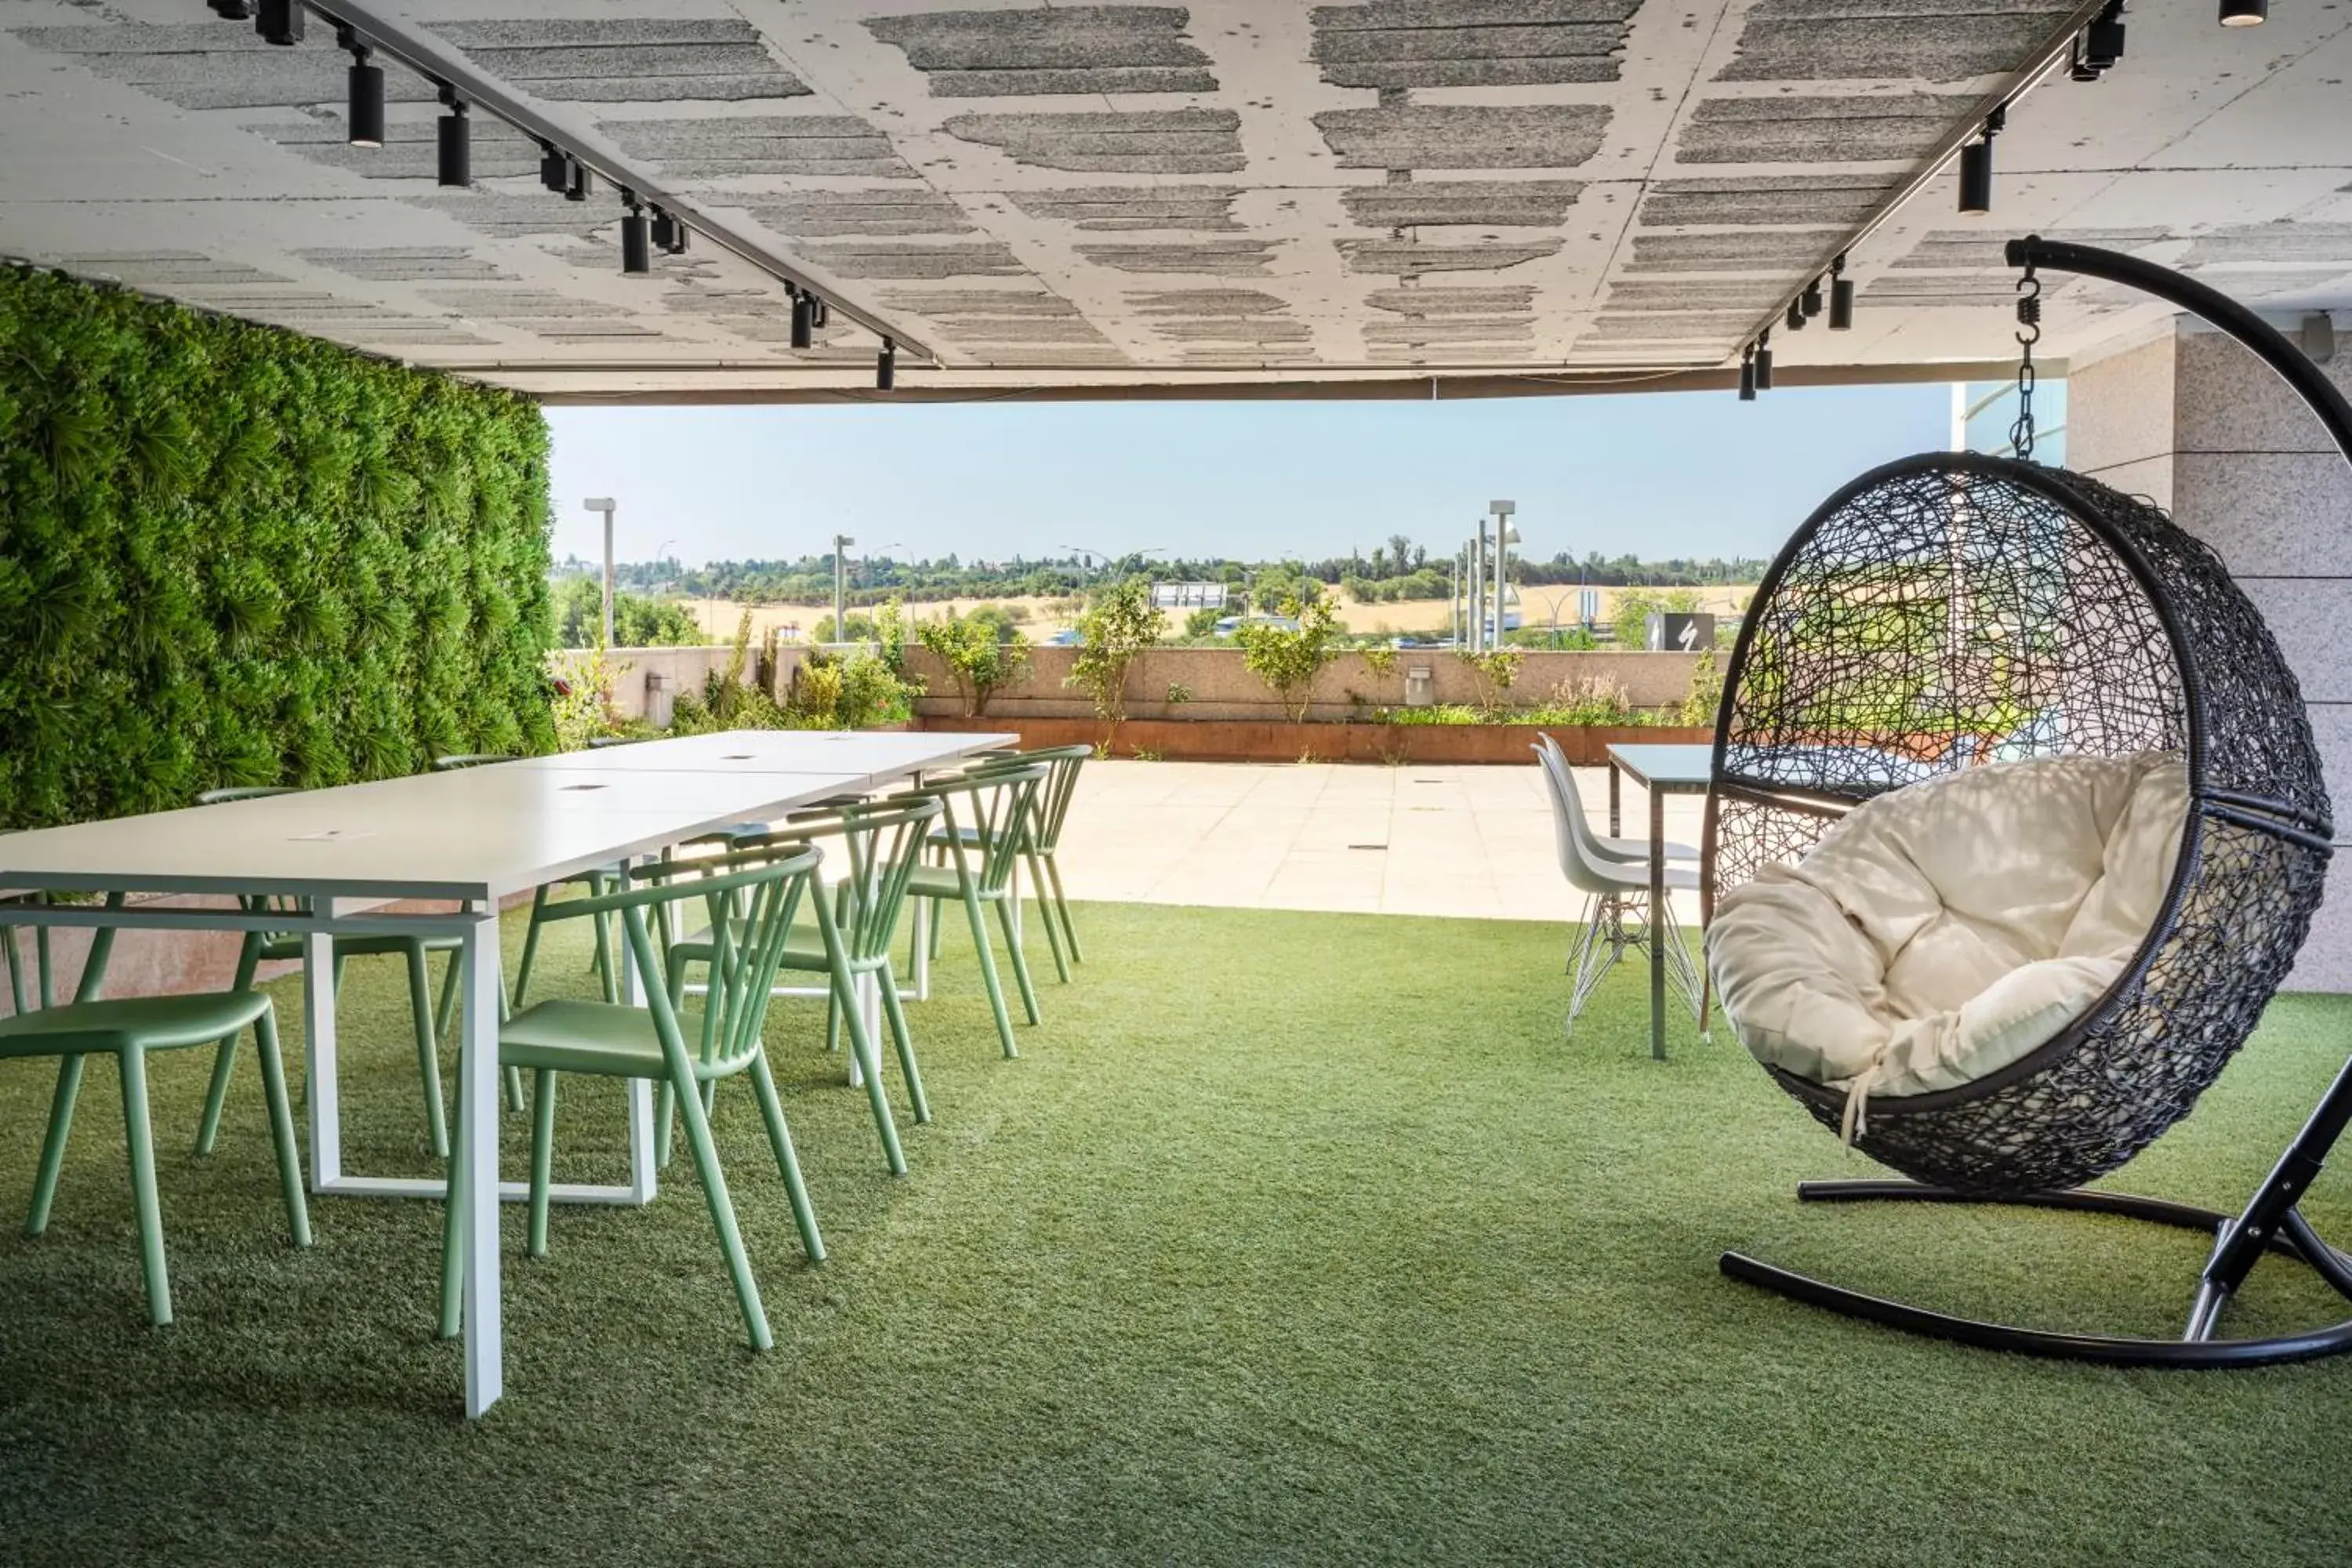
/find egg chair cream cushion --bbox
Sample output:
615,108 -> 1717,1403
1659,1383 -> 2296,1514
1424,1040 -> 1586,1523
1706,753 -> 2189,1105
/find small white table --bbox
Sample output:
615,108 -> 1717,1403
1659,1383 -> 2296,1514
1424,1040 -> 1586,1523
0,729 -> 1011,1417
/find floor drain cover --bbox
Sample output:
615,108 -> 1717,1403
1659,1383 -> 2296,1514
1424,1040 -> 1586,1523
1348,843 -> 1388,851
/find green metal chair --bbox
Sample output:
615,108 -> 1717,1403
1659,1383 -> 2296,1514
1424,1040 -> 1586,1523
430,754 -> 620,1026
191,786 -> 467,1159
899,761 -> 1049,1058
436,842 -> 828,1351
662,797 -> 944,1177
935,746 -> 1092,982
3,899 -> 310,1326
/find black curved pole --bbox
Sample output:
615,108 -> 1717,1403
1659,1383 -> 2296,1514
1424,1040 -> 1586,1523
2007,235 -> 2352,474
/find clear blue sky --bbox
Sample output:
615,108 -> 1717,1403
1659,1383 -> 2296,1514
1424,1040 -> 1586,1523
546,382 -> 1954,568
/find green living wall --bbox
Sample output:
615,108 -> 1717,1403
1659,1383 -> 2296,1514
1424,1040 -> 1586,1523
0,264 -> 555,830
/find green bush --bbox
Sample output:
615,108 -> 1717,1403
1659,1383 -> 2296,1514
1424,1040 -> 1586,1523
917,609 -> 1031,717
552,574 -> 702,648
0,265 -> 554,829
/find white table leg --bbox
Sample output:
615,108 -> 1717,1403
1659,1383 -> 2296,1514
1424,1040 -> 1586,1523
302,930 -> 341,1191
614,859 -> 659,1204
460,908 -> 503,1418
910,897 -> 931,1001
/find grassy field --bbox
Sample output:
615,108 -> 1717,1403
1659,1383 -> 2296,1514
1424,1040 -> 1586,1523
4,900 -> 2349,1564
682,586 -> 1757,642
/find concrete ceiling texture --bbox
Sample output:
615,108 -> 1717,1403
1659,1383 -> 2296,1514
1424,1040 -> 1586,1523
2,0 -> 2348,401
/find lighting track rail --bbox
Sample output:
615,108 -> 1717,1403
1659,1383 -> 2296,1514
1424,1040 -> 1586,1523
1738,0 -> 2114,383
211,0 -> 935,376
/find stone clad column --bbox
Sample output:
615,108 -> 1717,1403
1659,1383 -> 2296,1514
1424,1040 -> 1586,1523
2071,315 -> 2352,990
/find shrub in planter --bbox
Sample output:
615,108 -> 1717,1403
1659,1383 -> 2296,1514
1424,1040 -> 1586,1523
1236,594 -> 1344,721
917,610 -> 1031,717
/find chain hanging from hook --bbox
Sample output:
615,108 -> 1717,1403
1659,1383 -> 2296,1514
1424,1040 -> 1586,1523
2011,260 -> 2042,462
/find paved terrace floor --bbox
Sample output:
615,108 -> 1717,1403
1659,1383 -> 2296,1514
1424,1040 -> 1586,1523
1054,760 -> 1705,924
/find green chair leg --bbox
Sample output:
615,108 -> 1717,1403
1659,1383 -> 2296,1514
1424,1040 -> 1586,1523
669,1057 -> 773,1351
512,884 -> 554,1007
829,965 -> 906,1176
928,891 -> 946,964
877,964 -> 930,1124
1044,855 -> 1083,965
25,1054 -> 86,1237
961,889 -> 1018,1058
194,931 -> 264,1156
528,1069 -> 558,1258
250,1009 -> 311,1249
746,1052 -> 824,1264
118,1048 -> 172,1327
994,897 -> 1042,1026
1027,853 -> 1071,985
405,942 -> 452,1161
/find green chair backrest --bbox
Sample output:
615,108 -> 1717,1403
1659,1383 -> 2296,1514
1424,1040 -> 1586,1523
431,753 -> 514,771
545,842 -> 822,1080
903,762 -> 1047,899
762,797 -> 943,964
3,891 -> 125,1014
967,745 -> 1091,852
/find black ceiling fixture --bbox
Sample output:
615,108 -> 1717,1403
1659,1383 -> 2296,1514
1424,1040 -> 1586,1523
437,89 -> 470,188
1754,330 -> 1773,392
789,287 -> 815,350
1828,254 -> 1854,331
810,299 -> 829,329
620,191 -> 652,276
564,157 -> 592,203
1785,297 -> 1806,332
2220,0 -> 2267,25
341,31 -> 384,150
1801,276 -> 1825,320
255,0 -> 303,45
1958,104 -> 2004,217
877,338 -> 897,391
539,141 -> 568,194
649,208 -> 688,255
2085,1 -> 2127,68
1739,343 -> 1757,401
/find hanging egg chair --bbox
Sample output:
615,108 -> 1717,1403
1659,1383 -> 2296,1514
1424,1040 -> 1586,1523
1700,237 -> 2352,1367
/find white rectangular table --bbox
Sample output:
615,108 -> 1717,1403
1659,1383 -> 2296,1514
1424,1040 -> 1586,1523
0,728 -> 1012,1417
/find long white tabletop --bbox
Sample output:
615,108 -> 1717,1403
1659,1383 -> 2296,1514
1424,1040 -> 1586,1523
0,728 -> 1014,1421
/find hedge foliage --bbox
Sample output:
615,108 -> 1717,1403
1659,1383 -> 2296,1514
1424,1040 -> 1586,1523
0,265 -> 556,830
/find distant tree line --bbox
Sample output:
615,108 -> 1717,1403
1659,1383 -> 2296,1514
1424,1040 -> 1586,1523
552,538 -> 1766,612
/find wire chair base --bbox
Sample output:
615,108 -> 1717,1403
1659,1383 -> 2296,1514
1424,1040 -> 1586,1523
1565,891 -> 1705,1039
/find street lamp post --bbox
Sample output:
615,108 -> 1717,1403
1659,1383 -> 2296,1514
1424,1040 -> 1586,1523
583,497 -> 616,648
831,532 -> 855,646
1490,499 -> 1517,649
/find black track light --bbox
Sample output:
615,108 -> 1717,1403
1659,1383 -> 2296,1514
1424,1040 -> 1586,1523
437,92 -> 470,188
1738,344 -> 1757,402
2220,0 -> 2266,25
2085,1 -> 2126,68
209,2 -> 256,19
789,291 -> 814,350
649,208 -> 684,253
1754,331 -> 1773,392
256,0 -> 303,45
565,158 -> 592,203
1958,106 -> 2002,217
2071,34 -> 2101,81
1785,297 -> 1806,332
877,338 -> 896,391
811,299 -> 829,329
539,142 -> 568,194
1828,255 -> 1854,331
1802,277 -> 1824,319
344,38 -> 384,150
620,194 -> 652,277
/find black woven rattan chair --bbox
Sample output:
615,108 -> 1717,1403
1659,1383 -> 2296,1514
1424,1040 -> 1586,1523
1700,238 -> 2352,1367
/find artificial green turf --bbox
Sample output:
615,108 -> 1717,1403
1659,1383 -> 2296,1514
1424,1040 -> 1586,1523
4,900 -> 2352,1565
